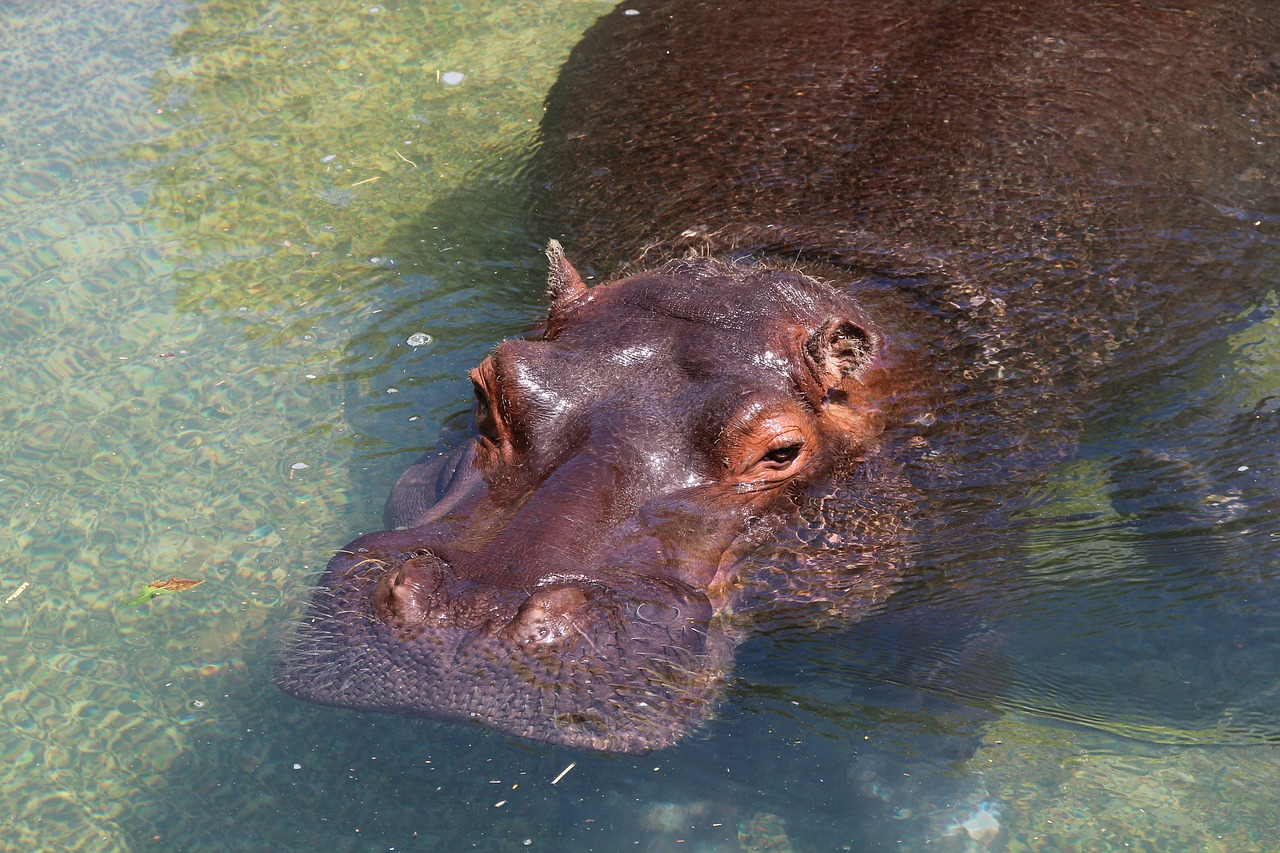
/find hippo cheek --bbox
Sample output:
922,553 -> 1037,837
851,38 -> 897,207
635,486 -> 808,599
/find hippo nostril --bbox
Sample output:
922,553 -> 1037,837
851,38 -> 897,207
372,554 -> 445,631
505,586 -> 590,649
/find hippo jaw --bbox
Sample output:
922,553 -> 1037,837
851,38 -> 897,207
276,248 -> 915,752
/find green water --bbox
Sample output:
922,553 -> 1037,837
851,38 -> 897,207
1,0 -> 603,848
3,0 -> 1280,850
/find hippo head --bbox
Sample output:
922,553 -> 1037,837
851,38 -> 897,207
275,244 -> 915,752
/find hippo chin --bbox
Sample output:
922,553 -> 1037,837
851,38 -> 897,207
277,0 -> 1280,751
276,249 -> 924,751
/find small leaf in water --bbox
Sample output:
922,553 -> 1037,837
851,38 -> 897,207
150,578 -> 204,592
122,578 -> 205,606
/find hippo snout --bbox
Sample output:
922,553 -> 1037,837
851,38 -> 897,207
369,543 -> 714,655
276,536 -> 732,752
372,551 -> 592,646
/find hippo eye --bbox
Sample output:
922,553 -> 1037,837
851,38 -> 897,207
754,436 -> 806,474
741,433 -> 810,482
761,442 -> 803,467
719,401 -> 816,485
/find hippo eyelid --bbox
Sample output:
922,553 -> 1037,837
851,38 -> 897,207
471,356 -> 531,457
718,395 -> 811,444
470,375 -> 503,445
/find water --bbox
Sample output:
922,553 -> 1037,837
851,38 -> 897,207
1,0 -> 1279,850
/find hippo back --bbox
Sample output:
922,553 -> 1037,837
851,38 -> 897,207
536,0 -> 1280,360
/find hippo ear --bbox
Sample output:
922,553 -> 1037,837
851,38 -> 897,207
545,239 -> 588,313
806,318 -> 875,386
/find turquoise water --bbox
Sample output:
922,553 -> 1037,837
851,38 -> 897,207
2,0 -> 1280,850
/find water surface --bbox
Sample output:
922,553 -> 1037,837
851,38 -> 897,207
2,0 -> 1279,850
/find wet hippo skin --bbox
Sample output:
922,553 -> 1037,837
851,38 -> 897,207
275,0 -> 1280,752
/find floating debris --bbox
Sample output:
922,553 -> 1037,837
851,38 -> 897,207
440,71 -> 465,85
4,580 -> 31,605
406,332 -> 433,347
551,762 -> 576,785
122,577 -> 205,607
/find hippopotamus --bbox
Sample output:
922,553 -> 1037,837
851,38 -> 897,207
275,0 -> 1280,752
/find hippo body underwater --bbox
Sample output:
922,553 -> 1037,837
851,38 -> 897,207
276,0 -> 1280,752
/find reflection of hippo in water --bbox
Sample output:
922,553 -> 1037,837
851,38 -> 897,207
275,0 -> 1280,752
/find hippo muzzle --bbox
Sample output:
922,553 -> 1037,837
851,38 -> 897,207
277,525 -> 729,751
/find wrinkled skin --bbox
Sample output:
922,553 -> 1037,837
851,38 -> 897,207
276,0 -> 1280,752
